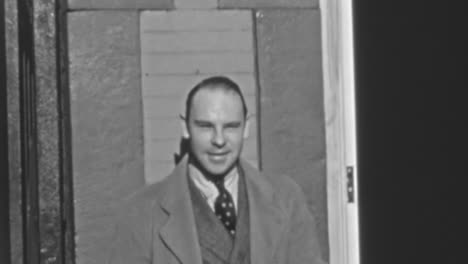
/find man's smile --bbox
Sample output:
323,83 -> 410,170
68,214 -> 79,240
207,151 -> 230,161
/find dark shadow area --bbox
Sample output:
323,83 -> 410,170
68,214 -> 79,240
174,137 -> 190,165
354,1 -> 467,264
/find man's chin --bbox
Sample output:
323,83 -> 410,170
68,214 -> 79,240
202,160 -> 237,178
204,166 -> 230,178
190,155 -> 238,178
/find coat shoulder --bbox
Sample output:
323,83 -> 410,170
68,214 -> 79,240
122,175 -> 172,213
264,172 -> 306,204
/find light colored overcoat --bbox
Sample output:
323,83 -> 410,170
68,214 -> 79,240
108,156 -> 325,264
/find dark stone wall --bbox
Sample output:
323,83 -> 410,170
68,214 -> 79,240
34,0 -> 62,263
1,0 -> 11,261
256,9 -> 329,261
68,11 -> 144,264
5,0 -> 23,262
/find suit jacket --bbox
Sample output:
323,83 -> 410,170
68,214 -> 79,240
107,156 -> 325,264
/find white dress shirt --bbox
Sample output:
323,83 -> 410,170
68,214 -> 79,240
188,164 -> 239,213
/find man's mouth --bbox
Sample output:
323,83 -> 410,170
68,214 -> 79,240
207,151 -> 229,162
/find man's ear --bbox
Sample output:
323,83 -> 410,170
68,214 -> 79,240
243,114 -> 254,139
179,114 -> 190,139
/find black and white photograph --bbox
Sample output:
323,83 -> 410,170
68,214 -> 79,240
1,0 -> 465,264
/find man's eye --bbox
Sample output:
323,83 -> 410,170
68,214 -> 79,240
196,123 -> 212,128
225,123 -> 241,129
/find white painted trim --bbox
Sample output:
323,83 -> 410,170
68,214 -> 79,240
320,0 -> 360,264
342,2 -> 360,264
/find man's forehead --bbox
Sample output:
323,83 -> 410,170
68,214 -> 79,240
189,88 -> 244,118
191,88 -> 243,107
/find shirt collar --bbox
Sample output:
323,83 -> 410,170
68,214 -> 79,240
188,162 -> 239,211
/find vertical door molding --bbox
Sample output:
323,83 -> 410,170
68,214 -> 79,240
56,1 -> 76,263
320,0 -> 360,264
17,0 -> 40,262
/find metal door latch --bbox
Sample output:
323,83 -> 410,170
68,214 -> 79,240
346,166 -> 354,203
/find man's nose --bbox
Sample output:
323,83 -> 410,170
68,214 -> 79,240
211,129 -> 226,147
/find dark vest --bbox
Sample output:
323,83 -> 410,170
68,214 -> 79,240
188,168 -> 250,264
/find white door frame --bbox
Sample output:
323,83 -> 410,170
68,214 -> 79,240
320,1 -> 360,264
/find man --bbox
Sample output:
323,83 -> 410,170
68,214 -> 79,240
108,76 -> 325,264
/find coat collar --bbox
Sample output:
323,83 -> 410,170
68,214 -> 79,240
159,156 -> 285,264
159,156 -> 203,264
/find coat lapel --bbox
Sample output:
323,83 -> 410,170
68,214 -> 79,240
159,156 -> 203,264
241,159 -> 286,264
158,157 -> 285,264
188,175 -> 234,262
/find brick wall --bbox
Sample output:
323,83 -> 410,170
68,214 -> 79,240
68,0 -> 327,263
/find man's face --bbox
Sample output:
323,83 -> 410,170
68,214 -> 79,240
183,88 -> 249,178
